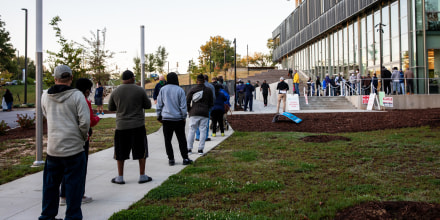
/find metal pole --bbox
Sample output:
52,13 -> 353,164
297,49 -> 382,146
234,38 -> 237,110
188,60 -> 191,85
22,8 -> 28,104
224,49 -> 226,81
140,25 -> 145,89
33,0 -> 44,167
247,44 -> 249,75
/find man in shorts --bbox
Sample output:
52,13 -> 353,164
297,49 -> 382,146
108,70 -> 152,184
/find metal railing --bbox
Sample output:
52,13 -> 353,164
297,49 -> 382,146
301,77 -> 440,97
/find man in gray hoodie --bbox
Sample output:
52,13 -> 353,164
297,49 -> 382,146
40,65 -> 90,220
156,72 -> 192,166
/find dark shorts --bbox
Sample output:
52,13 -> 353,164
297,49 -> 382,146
94,97 -> 103,106
114,126 -> 148,160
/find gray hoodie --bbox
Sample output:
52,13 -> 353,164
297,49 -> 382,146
391,70 -> 400,82
42,85 -> 90,157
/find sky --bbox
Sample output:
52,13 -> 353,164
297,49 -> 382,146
1,0 -> 294,76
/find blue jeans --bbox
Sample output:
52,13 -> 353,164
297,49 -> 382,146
40,152 -> 86,220
244,94 -> 253,111
294,83 -> 300,96
196,111 -> 210,140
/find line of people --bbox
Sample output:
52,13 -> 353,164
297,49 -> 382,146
39,65 -> 233,220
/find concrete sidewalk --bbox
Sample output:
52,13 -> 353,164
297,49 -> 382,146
0,117 -> 234,220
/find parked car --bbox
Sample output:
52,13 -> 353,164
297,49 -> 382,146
6,80 -> 18,85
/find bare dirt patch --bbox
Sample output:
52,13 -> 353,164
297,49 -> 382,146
334,201 -> 440,220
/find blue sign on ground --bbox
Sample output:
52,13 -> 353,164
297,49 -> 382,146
272,112 -> 302,124
281,112 -> 302,124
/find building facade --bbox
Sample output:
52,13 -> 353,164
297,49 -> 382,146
272,0 -> 440,94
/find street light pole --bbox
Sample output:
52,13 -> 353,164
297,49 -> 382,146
188,60 -> 191,85
233,38 -> 237,110
21,8 -> 28,104
33,0 -> 44,167
375,23 -> 385,91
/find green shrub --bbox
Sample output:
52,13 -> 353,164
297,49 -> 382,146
16,113 -> 35,129
0,120 -> 10,135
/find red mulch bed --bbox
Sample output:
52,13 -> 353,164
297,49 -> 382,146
227,109 -> 440,133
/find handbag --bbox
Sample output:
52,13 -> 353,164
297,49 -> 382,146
2,97 -> 7,110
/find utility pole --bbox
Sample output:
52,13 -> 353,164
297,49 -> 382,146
188,60 -> 191,85
375,23 -> 385,91
233,38 -> 237,110
33,0 -> 44,167
21,8 -> 28,104
247,44 -> 249,76
224,49 -> 226,81
140,25 -> 145,89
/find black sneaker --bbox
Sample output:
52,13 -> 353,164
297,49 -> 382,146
183,159 -> 193,165
195,139 -> 199,141
169,159 -> 175,166
188,149 -> 192,154
198,150 -> 203,155
205,138 -> 211,141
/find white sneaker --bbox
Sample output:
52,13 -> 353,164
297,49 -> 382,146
82,196 -> 93,204
59,197 -> 66,206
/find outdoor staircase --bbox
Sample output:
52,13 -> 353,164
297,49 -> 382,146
298,96 -> 357,110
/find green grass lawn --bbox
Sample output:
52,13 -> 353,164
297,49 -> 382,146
109,127 -> 440,220
0,117 -> 162,185
0,84 -> 45,106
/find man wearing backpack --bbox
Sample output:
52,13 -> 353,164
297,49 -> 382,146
187,74 -> 214,155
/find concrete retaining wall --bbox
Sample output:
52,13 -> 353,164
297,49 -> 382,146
346,94 -> 440,110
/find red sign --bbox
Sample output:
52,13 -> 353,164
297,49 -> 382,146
362,95 -> 369,104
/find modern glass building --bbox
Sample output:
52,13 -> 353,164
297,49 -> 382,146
272,0 -> 440,94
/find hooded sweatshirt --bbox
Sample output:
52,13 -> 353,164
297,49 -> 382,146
391,69 -> 400,82
41,85 -> 90,157
156,73 -> 188,121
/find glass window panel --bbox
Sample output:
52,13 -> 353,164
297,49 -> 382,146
391,2 -> 399,37
344,26 -> 349,66
401,16 -> 408,34
401,0 -> 408,17
374,10 -> 381,65
392,37 -> 400,61
383,39 -> 390,63
367,14 -> 374,45
382,5 -> 390,40
354,21 -> 358,66
401,34 -> 410,69
426,0 -> 440,31
361,17 -> 366,50
339,29 -> 343,67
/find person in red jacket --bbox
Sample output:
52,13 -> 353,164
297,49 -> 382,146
59,78 -> 100,205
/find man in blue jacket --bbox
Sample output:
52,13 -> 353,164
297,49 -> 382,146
153,75 -> 166,104
244,80 -> 255,112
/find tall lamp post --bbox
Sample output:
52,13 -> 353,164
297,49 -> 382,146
21,8 -> 28,104
188,60 -> 191,85
233,38 -> 237,110
375,23 -> 385,90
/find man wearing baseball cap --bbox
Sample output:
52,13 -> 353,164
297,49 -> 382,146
40,65 -> 90,219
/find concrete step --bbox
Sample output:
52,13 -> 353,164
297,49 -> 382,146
297,96 -> 356,110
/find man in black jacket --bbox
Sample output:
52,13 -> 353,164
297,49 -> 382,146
186,74 -> 214,155
276,77 -> 289,113
381,66 -> 392,95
